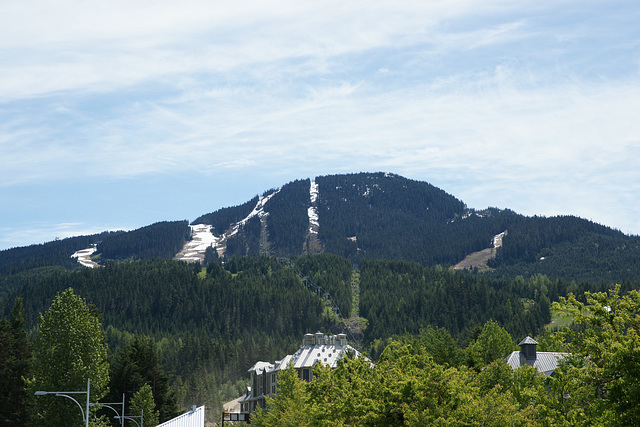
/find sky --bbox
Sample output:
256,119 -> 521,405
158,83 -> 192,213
1,0 -> 640,250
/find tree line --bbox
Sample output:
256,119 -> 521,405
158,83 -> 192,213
0,231 -> 118,276
193,195 -> 260,236
358,259 -> 552,352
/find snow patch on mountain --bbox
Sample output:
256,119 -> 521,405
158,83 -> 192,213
228,189 -> 279,238
174,224 -> 219,263
71,244 -> 100,268
175,189 -> 281,262
493,230 -> 507,248
304,179 -> 322,254
308,180 -> 319,235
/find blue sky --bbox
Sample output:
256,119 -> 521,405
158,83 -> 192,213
1,0 -> 639,250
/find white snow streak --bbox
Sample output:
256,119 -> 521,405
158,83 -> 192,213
228,189 -> 279,238
175,224 -> 219,262
71,244 -> 99,268
177,189 -> 281,262
308,180 -> 319,234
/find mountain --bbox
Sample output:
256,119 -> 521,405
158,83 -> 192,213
2,172 -> 640,284
189,172 -> 640,283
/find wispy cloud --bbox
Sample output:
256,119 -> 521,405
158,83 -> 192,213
1,0 -> 640,249
0,222 -> 122,250
0,0 -> 532,99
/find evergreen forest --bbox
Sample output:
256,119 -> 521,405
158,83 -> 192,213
2,253 -> 638,424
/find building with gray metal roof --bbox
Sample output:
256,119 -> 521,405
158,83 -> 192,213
238,332 -> 361,413
505,336 -> 569,376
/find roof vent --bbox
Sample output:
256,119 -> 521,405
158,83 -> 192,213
519,336 -> 538,361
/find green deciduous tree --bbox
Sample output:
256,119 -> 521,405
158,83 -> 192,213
465,319 -> 517,369
555,285 -> 640,425
253,340 -> 539,426
538,356 -> 597,426
29,288 -> 109,427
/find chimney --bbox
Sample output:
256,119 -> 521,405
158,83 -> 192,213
519,336 -> 538,361
304,333 -> 314,346
337,333 -> 347,346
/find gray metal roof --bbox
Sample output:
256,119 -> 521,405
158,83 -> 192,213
518,336 -> 538,345
156,405 -> 205,427
290,341 -> 357,369
247,360 -> 274,373
247,336 -> 361,373
505,350 -> 569,376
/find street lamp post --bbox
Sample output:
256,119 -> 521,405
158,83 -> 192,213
35,380 -> 145,427
35,378 -> 91,427
115,408 -> 143,427
92,393 -> 125,427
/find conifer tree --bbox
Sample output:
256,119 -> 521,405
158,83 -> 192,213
108,335 -> 179,423
0,298 -> 31,425
130,384 -> 159,427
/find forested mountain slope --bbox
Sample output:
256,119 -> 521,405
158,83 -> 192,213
5,257 -> 337,412
7,253 -> 633,404
190,173 -> 494,262
96,220 -> 191,261
0,231 -> 118,275
190,172 -> 640,283
488,215 -> 640,282
2,172 -> 640,285
2,254 -> 592,413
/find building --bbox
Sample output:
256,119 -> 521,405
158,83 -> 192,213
156,405 -> 205,427
505,336 -> 569,376
238,332 -> 361,413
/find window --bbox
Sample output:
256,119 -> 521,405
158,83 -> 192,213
270,373 -> 277,395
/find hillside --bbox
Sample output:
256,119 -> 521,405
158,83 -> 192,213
2,172 -> 640,284
453,231 -> 506,271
